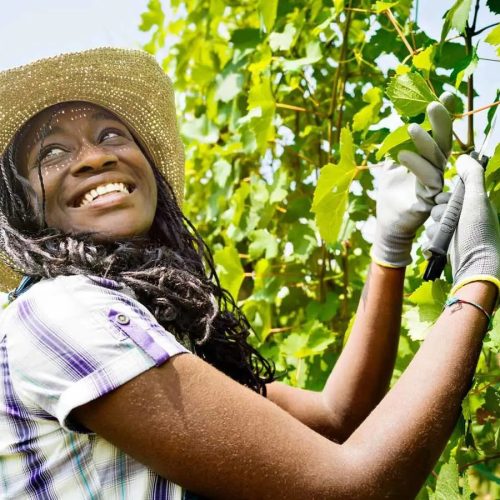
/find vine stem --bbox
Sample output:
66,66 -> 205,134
276,103 -> 307,112
459,453 -> 500,471
327,0 -> 353,158
385,9 -> 414,56
455,100 -> 500,118
474,21 -> 500,36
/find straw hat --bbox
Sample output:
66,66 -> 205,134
0,47 -> 185,292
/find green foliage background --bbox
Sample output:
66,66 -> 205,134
140,0 -> 500,497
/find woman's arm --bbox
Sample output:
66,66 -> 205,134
71,281 -> 495,499
267,262 -> 404,441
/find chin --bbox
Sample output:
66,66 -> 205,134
89,227 -> 151,242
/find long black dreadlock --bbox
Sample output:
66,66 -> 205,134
0,113 -> 276,394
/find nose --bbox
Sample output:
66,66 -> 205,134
70,142 -> 118,175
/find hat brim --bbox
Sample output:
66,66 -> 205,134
0,47 -> 185,292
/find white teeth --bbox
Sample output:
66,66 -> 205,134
78,182 -> 131,207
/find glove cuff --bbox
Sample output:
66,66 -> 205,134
450,275 -> 500,296
371,231 -> 414,268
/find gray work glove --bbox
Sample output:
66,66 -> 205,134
424,154 -> 500,295
371,95 -> 453,268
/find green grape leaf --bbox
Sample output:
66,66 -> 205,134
312,128 -> 357,244
246,76 -> 276,153
213,159 -> 232,187
412,45 -> 435,73
486,143 -> 500,180
248,229 -> 278,260
485,24 -> 500,46
139,0 -> 164,32
433,459 -> 462,500
213,245 -> 245,299
435,42 -> 467,70
282,41 -> 322,71
281,321 -> 336,359
386,72 -> 437,117
441,0 -> 473,42
231,28 -> 263,49
377,119 -> 432,161
376,124 -> 410,160
374,1 -> 398,13
181,116 -> 219,144
487,0 -> 500,14
483,310 -> 500,353
484,90 -> 500,136
451,49 -> 479,88
269,23 -> 297,51
215,73 -> 244,103
334,0 -> 345,15
352,87 -> 383,133
403,280 -> 449,341
259,0 -> 278,33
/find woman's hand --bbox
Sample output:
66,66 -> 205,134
371,94 -> 453,268
425,154 -> 500,295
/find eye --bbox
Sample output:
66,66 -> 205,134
100,129 -> 123,142
39,145 -> 66,163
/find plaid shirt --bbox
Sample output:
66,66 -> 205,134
0,275 -> 189,499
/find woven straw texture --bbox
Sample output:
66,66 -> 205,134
0,47 -> 185,292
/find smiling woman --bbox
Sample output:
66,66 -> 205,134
0,47 -> 499,500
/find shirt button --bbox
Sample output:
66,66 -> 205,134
116,314 -> 130,325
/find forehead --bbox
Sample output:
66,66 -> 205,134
17,101 -> 125,149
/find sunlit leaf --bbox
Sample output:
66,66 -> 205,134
312,128 -> 357,244
374,1 -> 399,14
403,280 -> 449,341
386,72 -> 437,117
249,229 -> 278,260
433,459 -> 462,500
484,24 -> 500,46
269,23 -> 297,51
214,245 -> 245,299
181,116 -> 219,144
441,0 -> 473,41
451,49 -> 478,88
412,45 -> 435,73
215,73 -> 244,103
352,87 -> 383,133
282,41 -> 322,71
259,0 -> 278,33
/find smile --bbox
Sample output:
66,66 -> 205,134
77,182 -> 134,208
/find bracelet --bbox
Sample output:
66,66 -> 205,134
444,296 -> 494,331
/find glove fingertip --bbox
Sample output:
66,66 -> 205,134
456,154 -> 484,183
434,191 -> 452,204
439,91 -> 456,114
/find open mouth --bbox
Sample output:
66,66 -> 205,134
74,182 -> 136,208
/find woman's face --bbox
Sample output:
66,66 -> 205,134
16,101 -> 158,241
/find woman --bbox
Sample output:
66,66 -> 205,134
0,48 -> 498,499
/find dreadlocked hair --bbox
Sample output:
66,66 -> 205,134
0,137 -> 275,395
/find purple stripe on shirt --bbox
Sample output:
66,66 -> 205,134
108,309 -> 170,366
18,299 -> 97,379
1,342 -> 56,499
153,475 -> 172,500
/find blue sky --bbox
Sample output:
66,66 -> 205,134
0,0 -> 498,147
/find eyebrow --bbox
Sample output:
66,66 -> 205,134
90,110 -> 120,122
34,109 -> 121,144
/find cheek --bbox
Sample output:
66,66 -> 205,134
28,168 -> 64,208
